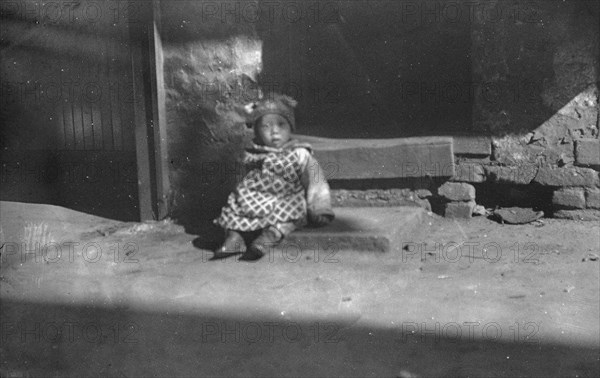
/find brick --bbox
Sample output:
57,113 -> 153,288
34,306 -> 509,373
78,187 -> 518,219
444,201 -> 476,219
451,163 -> 486,183
586,188 -> 600,209
491,136 -> 540,166
575,139 -> 600,168
453,136 -> 492,156
438,182 -> 476,201
533,167 -> 599,187
415,189 -> 432,198
553,209 -> 600,221
485,165 -> 537,185
552,188 -> 586,209
296,135 -> 455,179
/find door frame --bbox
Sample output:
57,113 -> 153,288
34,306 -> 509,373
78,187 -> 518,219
128,0 -> 170,221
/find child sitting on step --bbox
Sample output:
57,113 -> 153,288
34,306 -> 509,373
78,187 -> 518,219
213,94 -> 334,260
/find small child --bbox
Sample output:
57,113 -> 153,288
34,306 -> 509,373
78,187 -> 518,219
213,94 -> 334,260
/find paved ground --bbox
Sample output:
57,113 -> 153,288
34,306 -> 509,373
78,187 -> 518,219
1,201 -> 599,377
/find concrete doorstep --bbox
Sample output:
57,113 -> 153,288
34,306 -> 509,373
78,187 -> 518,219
286,207 -> 425,253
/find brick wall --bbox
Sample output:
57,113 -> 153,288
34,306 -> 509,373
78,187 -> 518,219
440,0 -> 600,219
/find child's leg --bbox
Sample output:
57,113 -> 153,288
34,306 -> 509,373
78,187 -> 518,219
273,222 -> 298,237
214,229 -> 246,255
239,222 -> 297,261
239,226 -> 282,261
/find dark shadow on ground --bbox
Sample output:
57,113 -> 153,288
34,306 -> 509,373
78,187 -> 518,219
1,299 -> 598,377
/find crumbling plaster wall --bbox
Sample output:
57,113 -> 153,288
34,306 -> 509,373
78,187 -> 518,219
471,0 -> 599,167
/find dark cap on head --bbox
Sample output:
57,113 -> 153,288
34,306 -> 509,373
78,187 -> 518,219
244,93 -> 297,131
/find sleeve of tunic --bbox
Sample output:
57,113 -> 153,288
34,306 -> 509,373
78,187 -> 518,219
294,147 -> 311,175
295,147 -> 335,226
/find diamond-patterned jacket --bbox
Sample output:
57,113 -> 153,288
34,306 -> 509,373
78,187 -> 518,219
214,139 -> 334,232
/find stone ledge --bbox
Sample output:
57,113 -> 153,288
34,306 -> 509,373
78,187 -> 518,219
452,136 -> 492,156
295,135 -> 454,180
287,207 -> 425,253
330,189 -> 431,210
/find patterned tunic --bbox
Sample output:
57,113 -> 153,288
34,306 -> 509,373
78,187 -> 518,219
214,143 -> 310,231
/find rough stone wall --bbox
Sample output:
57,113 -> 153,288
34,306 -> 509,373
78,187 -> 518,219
159,1 -> 261,233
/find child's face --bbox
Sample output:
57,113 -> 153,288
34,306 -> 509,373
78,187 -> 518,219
255,114 -> 291,148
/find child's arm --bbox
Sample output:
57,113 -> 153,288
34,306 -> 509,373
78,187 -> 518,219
297,149 -> 335,227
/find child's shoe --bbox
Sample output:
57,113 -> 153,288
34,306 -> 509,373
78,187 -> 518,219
239,226 -> 282,261
212,230 -> 246,259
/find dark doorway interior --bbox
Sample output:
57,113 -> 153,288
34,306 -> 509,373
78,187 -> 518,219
1,1 -> 139,221
258,1 -> 473,139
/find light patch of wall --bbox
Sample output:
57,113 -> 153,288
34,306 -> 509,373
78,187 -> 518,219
493,85 -> 598,167
162,26 -> 262,233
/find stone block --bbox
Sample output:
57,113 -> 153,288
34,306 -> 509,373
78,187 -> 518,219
415,189 -> 432,198
485,165 -> 537,185
553,209 -> 600,221
491,134 -> 573,168
444,201 -> 476,219
533,167 -> 599,187
287,207 -> 425,253
575,139 -> 600,168
552,188 -> 586,209
453,136 -> 492,156
491,136 -> 541,166
438,182 -> 475,201
295,135 -> 455,179
586,188 -> 600,209
450,163 -> 486,183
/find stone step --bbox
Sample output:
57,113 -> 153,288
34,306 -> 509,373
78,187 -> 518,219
294,135 -> 455,180
286,207 -> 425,253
